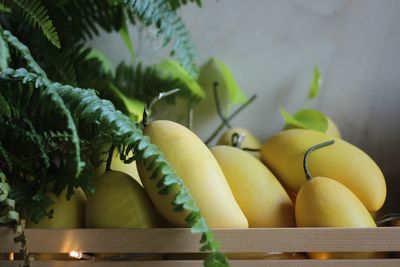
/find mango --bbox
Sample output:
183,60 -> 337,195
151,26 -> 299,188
27,187 -> 86,228
261,129 -> 386,212
26,187 -> 86,260
296,176 -> 379,259
217,127 -> 261,159
211,145 -> 294,227
94,148 -> 142,185
137,120 -> 248,228
86,170 -> 158,228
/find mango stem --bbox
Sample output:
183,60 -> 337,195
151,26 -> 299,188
142,88 -> 181,127
303,140 -> 335,181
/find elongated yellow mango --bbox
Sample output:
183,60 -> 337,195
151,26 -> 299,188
137,120 -> 248,228
296,176 -> 379,259
261,129 -> 386,212
211,145 -> 294,227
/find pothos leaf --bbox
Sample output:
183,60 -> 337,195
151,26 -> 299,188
308,65 -> 321,100
154,60 -> 205,100
119,14 -> 135,65
282,108 -> 328,133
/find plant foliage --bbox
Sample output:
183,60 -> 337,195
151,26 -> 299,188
0,0 -> 229,263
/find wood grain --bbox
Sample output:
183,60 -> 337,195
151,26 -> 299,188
2,259 -> 400,267
1,227 -> 399,253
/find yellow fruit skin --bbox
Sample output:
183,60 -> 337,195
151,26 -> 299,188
296,177 -> 379,259
211,145 -> 294,227
85,171 -> 159,228
284,115 -> 341,139
26,187 -> 86,261
27,188 -> 86,229
137,120 -> 248,228
217,128 -> 261,159
261,129 -> 386,212
326,116 -> 341,138
94,149 -> 142,186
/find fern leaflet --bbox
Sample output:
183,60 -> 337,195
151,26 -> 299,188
168,0 -> 202,10
122,0 -> 199,77
11,0 -> 61,48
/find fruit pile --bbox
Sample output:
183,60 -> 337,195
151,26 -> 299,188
28,116 -> 387,260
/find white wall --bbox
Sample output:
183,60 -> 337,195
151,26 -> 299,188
92,0 -> 400,213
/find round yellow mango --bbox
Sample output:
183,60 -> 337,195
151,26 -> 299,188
296,176 -> 379,259
137,120 -> 248,228
26,187 -> 86,261
26,187 -> 86,229
217,127 -> 261,159
261,129 -> 386,212
211,145 -> 294,227
85,170 -> 158,228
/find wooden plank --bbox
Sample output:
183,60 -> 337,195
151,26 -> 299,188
1,227 -> 400,253
1,260 -> 400,267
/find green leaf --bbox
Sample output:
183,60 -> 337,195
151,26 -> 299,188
85,48 -> 114,75
119,15 -> 135,64
191,217 -> 208,234
123,0 -> 199,77
279,107 -> 305,128
0,2 -> 11,13
282,108 -> 329,133
11,0 -> 61,48
154,60 -> 205,99
199,58 -> 247,105
109,83 -> 145,122
204,251 -> 230,267
308,65 -> 321,100
0,31 -> 9,71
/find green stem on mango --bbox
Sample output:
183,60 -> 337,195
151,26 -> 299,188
303,140 -> 335,181
142,88 -> 181,127
205,94 -> 257,146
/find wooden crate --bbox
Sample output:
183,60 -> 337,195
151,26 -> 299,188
1,227 -> 400,266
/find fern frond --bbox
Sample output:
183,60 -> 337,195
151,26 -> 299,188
113,62 -> 186,103
122,0 -> 199,77
11,0 -> 61,48
0,1 -> 11,12
168,0 -> 202,10
0,31 -> 9,71
1,30 -> 47,77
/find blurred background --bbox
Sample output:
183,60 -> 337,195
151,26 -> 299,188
92,0 -> 400,213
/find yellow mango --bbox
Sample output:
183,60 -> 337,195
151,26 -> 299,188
326,116 -> 341,138
27,187 -> 86,229
296,176 -> 379,259
86,170 -> 159,228
211,145 -> 294,227
26,187 -> 86,261
261,129 -> 386,212
217,127 -> 261,159
94,148 -> 142,186
137,120 -> 248,228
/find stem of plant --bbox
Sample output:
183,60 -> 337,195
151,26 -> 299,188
205,94 -> 257,146
142,88 -> 181,127
303,140 -> 335,180
105,144 -> 115,172
213,82 -> 231,128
